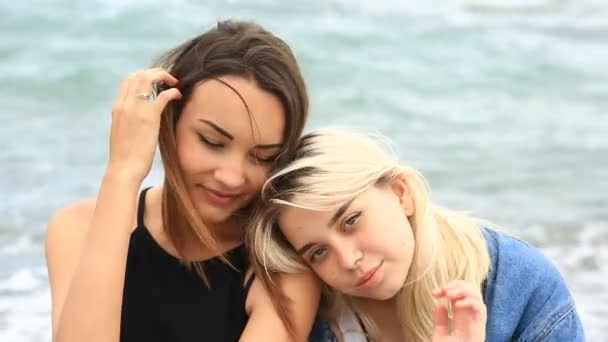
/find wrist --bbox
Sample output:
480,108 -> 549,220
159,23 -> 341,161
103,166 -> 145,188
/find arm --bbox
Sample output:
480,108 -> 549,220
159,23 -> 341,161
518,253 -> 585,341
486,231 -> 586,341
516,274 -> 585,342
240,271 -> 321,342
536,306 -> 585,342
46,178 -> 140,342
45,69 -> 182,342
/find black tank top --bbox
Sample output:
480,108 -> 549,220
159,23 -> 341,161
120,187 -> 255,342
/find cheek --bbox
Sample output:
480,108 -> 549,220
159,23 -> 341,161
246,165 -> 268,189
177,143 -> 207,175
314,263 -> 344,289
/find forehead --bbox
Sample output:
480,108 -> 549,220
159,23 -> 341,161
183,75 -> 286,143
277,186 -> 390,230
279,205 -> 332,228
277,205 -> 333,242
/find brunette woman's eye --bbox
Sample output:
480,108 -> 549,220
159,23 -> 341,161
250,153 -> 278,164
197,133 -> 224,148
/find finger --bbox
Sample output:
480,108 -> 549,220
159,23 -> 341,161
113,72 -> 140,117
119,71 -> 141,104
444,280 -> 480,293
432,303 -> 450,338
153,88 -> 183,111
431,287 -> 445,298
453,297 -> 486,324
453,297 -> 484,313
443,285 -> 482,301
443,279 -> 471,289
145,68 -> 179,86
433,286 -> 479,301
116,77 -> 130,106
133,68 -> 179,94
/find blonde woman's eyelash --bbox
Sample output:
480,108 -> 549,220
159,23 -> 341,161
309,246 -> 327,262
344,211 -> 362,226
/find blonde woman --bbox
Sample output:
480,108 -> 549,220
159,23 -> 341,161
249,128 -> 585,341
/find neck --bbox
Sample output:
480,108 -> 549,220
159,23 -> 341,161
205,217 -> 243,243
358,296 -> 397,318
357,297 -> 404,341
148,185 -> 244,259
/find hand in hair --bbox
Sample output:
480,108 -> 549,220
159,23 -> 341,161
107,68 -> 182,183
431,280 -> 487,342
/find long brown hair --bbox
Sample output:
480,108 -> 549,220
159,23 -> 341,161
153,20 -> 309,335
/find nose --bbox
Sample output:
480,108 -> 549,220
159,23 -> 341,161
213,153 -> 246,189
334,238 -> 363,271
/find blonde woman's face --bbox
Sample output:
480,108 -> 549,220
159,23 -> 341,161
277,181 -> 416,300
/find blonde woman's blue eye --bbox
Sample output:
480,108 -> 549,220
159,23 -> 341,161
310,247 -> 327,261
345,212 -> 361,226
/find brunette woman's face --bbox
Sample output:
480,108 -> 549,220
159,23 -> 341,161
175,75 -> 285,224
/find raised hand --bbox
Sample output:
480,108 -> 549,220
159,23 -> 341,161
431,280 -> 487,342
107,68 -> 182,183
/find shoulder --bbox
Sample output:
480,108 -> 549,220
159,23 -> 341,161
46,198 -> 97,248
243,270 -> 321,341
482,227 -> 564,283
481,228 -> 584,341
247,270 -> 320,313
46,198 -> 98,276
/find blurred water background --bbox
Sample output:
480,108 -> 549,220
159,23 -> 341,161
1,0 -> 606,340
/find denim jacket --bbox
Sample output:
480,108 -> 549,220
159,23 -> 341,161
309,228 -> 585,341
481,228 -> 584,341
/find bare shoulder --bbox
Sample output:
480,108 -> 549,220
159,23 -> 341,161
46,198 -> 97,244
45,198 -> 100,329
242,268 -> 320,341
246,268 -> 320,311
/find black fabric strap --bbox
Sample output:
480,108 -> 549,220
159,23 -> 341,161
137,187 -> 153,228
243,272 -> 256,295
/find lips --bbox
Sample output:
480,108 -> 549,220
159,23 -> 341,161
356,261 -> 383,287
205,187 -> 238,198
197,185 -> 240,205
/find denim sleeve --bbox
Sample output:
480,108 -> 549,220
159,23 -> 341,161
507,240 -> 586,342
482,228 -> 586,341
528,304 -> 585,342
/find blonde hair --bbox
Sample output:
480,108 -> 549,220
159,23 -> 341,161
247,128 -> 491,342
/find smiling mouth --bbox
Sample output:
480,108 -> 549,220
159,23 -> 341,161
197,185 -> 240,204
356,261 -> 383,287
207,187 -> 239,197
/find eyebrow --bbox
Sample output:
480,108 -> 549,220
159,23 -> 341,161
199,119 -> 233,140
198,119 -> 283,150
329,198 -> 355,227
294,198 -> 356,256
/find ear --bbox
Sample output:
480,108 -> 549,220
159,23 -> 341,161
390,176 -> 415,217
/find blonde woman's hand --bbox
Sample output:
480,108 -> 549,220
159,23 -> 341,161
431,280 -> 487,342
106,68 -> 182,183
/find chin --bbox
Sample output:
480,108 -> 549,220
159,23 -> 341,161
371,283 -> 403,301
194,203 -> 237,225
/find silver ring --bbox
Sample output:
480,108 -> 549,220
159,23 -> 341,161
135,92 -> 152,101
